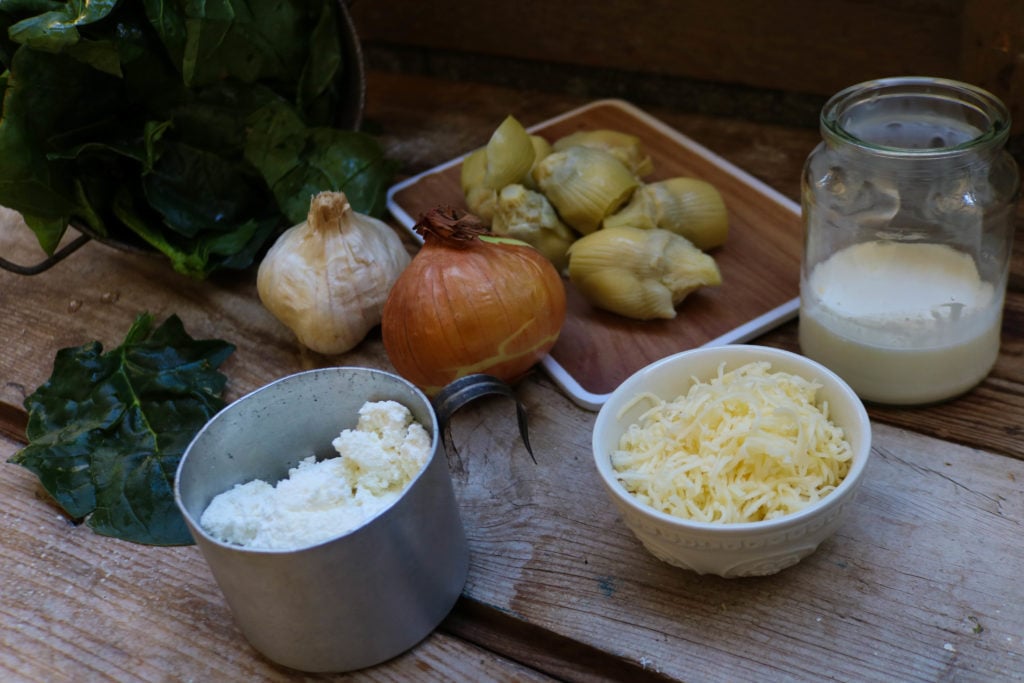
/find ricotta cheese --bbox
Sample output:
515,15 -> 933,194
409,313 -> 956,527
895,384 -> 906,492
611,361 -> 852,524
200,400 -> 431,550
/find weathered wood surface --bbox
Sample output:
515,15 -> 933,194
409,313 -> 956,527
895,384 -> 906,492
2,72 -> 1023,682
353,1 -> 965,98
0,436 -> 554,682
351,0 -> 1024,134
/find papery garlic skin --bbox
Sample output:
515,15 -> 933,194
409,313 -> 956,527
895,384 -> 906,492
257,191 -> 410,355
567,226 -> 721,320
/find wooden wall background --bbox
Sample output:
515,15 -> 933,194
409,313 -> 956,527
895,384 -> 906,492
349,0 -> 1024,141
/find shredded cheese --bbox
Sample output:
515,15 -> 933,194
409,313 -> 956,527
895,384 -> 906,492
611,361 -> 852,524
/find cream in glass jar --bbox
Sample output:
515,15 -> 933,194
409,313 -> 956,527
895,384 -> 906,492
799,77 -> 1018,405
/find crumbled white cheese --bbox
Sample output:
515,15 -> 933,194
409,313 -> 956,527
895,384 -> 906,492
200,400 -> 431,550
612,361 -> 852,524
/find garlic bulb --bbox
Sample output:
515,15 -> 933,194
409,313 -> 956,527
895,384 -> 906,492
257,191 -> 411,355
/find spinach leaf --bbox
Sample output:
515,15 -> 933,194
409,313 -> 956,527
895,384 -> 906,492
296,0 -> 342,122
7,0 -> 122,75
0,0 -> 390,277
245,98 -> 397,223
113,188 -> 278,278
9,314 -> 235,545
0,47 -> 97,248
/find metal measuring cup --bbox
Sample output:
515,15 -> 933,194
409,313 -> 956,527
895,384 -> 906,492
174,367 -> 529,672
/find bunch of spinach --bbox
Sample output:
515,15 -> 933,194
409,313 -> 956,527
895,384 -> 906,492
9,313 -> 234,546
0,0 -> 393,277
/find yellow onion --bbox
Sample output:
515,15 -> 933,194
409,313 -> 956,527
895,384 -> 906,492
382,207 -> 567,395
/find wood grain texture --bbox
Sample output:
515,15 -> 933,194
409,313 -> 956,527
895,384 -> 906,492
391,100 -> 802,395
439,398 -> 1024,682
0,434 -> 558,683
2,71 -> 1024,681
352,1 -> 1024,138
960,0 -> 1024,131
351,0 -> 963,97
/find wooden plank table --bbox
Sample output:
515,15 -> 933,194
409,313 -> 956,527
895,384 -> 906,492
2,71 -> 1022,682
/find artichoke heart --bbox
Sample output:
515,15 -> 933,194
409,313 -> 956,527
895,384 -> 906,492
567,226 -> 721,320
522,135 -> 553,190
460,148 -> 497,222
552,129 -> 654,178
461,129 -> 551,222
533,146 -> 638,235
465,185 -> 498,224
483,115 -> 536,190
603,177 -> 729,250
492,184 -> 577,272
460,147 -> 487,194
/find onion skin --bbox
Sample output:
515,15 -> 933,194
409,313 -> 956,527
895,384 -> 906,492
382,208 -> 567,395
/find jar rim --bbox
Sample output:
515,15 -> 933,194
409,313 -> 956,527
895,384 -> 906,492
821,76 -> 1011,158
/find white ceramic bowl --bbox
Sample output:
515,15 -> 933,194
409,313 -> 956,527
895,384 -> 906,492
593,345 -> 871,578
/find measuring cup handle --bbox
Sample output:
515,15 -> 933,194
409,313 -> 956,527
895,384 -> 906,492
431,374 -> 536,463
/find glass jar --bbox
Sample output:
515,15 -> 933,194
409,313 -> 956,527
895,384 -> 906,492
799,77 -> 1019,405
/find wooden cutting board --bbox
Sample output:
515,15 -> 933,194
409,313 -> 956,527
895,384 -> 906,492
387,99 -> 803,409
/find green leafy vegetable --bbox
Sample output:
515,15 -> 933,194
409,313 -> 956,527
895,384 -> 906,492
9,313 -> 235,545
0,0 -> 393,277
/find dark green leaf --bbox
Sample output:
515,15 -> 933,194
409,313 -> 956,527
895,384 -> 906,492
7,0 -> 118,53
306,128 -> 397,219
296,0 -> 341,120
140,0 -> 186,64
22,211 -> 68,252
9,314 -> 235,546
142,139 -> 277,239
0,47 -> 85,230
112,186 -> 277,278
0,2 -> 65,16
64,38 -> 121,76
0,0 -> 394,276
6,1 -> 123,74
245,101 -> 396,222
171,0 -> 313,88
